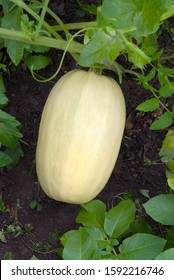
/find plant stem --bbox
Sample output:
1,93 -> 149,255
118,30 -> 150,64
34,0 -> 50,39
10,0 -> 61,40
9,0 -> 82,61
45,5 -> 81,63
46,7 -> 71,39
0,27 -> 83,53
150,88 -> 173,115
21,237 -> 58,256
52,21 -> 97,31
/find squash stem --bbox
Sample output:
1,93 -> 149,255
0,27 -> 83,53
89,68 -> 103,75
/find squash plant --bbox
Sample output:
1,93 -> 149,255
0,0 -> 173,128
0,0 -> 173,185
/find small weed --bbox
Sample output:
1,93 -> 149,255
30,199 -> 44,212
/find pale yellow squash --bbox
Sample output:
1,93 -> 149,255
36,70 -> 126,204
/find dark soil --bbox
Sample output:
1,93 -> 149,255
0,1 -> 169,260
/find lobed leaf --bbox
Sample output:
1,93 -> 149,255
125,43 -> 151,68
4,145 -> 23,170
0,94 -> 8,109
79,29 -> 124,67
1,7 -> 27,65
0,122 -> 22,148
0,151 -> 13,167
0,109 -> 21,128
101,0 -> 173,39
0,109 -> 22,148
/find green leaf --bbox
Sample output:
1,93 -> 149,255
30,200 -> 39,210
25,54 -> 51,71
139,188 -> 150,199
160,130 -> 174,172
62,227 -> 96,260
142,33 -> 159,59
150,112 -> 173,130
76,199 -> 106,229
0,94 -> 8,108
0,151 -> 13,168
1,7 -> 21,31
48,229 -> 59,246
128,217 -> 154,235
20,14 -> 35,35
166,226 -> 174,246
155,248 -> 174,260
104,199 -> 136,238
125,42 -> 151,68
60,230 -> 77,246
101,0 -> 173,38
29,44 -> 50,53
100,253 -> 116,260
76,0 -> 97,15
4,144 -> 24,170
139,68 -> 156,85
136,98 -> 159,112
143,194 -> 174,225
158,66 -> 174,82
167,176 -> 174,190
0,109 -> 21,128
0,74 -> 6,94
0,122 -> 22,148
158,67 -> 174,96
6,40 -> 25,66
159,84 -> 174,97
0,0 -> 10,14
117,233 -> 166,260
84,227 -> 109,253
1,8 -> 26,65
79,29 -> 124,67
30,255 -> 38,260
0,74 -> 8,108
0,110 -> 22,148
